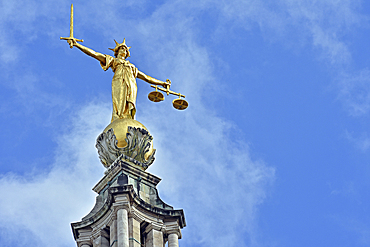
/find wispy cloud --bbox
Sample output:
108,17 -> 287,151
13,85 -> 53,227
337,69 -> 370,116
215,0 -> 363,64
0,0 -> 69,64
0,102 -> 109,247
284,0 -> 362,63
331,215 -> 370,246
345,130 -> 370,151
134,10 -> 275,245
0,102 -> 274,247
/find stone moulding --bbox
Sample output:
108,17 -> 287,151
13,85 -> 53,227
71,184 -> 186,240
96,127 -> 156,170
93,159 -> 161,194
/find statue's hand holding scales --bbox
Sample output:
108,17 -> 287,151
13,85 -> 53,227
60,4 -> 187,123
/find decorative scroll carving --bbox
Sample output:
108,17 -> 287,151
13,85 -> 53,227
96,127 -> 155,170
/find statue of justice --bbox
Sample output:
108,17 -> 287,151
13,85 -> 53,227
61,4 -> 188,123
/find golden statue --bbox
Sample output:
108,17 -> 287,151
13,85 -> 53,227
61,4 -> 188,170
61,5 -> 187,122
67,38 -> 171,121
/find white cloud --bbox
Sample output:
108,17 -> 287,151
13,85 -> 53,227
0,0 -> 364,66
337,68 -> 370,116
331,214 -> 370,246
134,12 -> 275,245
345,130 -> 370,151
0,90 -> 274,247
217,0 -> 362,64
0,102 -> 109,247
285,0 -> 363,63
0,1 -> 67,64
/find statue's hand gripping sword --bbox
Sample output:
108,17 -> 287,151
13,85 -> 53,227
60,4 -> 83,48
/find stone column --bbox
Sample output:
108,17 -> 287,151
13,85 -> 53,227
145,228 -> 163,247
117,208 -> 129,247
92,236 -> 100,247
168,233 -> 179,247
101,230 -> 110,247
110,219 -> 117,247
129,217 -> 141,247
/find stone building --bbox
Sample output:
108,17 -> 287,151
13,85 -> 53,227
70,119 -> 186,247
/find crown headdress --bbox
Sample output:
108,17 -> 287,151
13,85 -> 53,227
109,38 -> 131,58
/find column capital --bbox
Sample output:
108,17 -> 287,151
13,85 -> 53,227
108,213 -> 117,223
167,229 -> 181,239
144,222 -> 165,234
100,229 -> 110,239
113,194 -> 131,213
77,240 -> 92,247
165,222 -> 182,239
113,204 -> 131,214
113,198 -> 130,213
128,206 -> 146,223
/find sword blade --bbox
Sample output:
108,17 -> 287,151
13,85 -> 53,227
70,4 -> 73,38
60,3 -> 83,45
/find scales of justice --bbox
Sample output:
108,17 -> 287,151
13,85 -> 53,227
61,4 -> 188,170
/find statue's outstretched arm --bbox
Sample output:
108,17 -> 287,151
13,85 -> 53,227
137,71 -> 171,88
68,39 -> 106,65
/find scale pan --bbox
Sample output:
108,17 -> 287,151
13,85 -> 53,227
173,98 -> 188,110
148,91 -> 164,102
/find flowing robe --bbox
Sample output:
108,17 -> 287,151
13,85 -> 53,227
100,55 -> 138,121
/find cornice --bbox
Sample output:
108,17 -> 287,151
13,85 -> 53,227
71,184 -> 186,240
93,160 -> 161,194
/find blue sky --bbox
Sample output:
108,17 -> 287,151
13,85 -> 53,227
0,0 -> 370,246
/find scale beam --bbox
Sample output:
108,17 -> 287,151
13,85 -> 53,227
150,85 -> 186,98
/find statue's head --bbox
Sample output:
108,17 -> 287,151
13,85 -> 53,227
109,39 -> 131,58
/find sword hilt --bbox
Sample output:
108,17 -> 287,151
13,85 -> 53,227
60,37 -> 84,48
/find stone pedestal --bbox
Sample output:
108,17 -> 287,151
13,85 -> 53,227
71,159 -> 186,247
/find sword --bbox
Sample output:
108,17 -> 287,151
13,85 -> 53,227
60,4 -> 83,48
